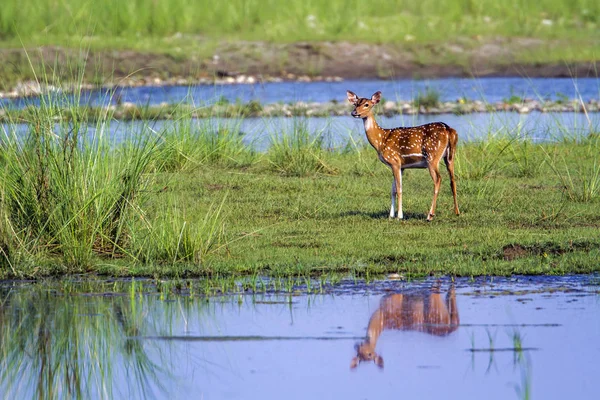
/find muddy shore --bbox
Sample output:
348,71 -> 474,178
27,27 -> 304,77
0,40 -> 598,96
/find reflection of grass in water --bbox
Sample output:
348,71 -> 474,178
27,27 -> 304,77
512,329 -> 524,357
514,354 -> 532,400
467,327 -> 533,399
0,282 -> 170,398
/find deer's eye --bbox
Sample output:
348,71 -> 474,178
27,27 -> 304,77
363,104 -> 369,108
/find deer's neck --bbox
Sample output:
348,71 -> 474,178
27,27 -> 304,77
365,309 -> 385,346
366,294 -> 407,344
362,115 -> 387,152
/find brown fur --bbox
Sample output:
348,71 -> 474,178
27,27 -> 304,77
347,90 -> 460,221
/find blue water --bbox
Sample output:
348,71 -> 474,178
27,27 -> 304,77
2,77 -> 599,109
0,276 -> 598,400
3,77 -> 598,149
3,111 -> 597,152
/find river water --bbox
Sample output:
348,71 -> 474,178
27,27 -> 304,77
2,77 -> 599,149
1,77 -> 599,109
0,275 -> 598,399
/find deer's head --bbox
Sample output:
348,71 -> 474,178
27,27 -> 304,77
347,90 -> 381,118
350,340 -> 384,369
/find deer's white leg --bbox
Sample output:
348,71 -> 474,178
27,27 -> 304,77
397,169 -> 403,220
389,179 -> 396,218
391,165 -> 403,220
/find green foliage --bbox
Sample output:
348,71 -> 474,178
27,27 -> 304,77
154,117 -> 256,172
0,95 -> 156,271
131,196 -> 226,265
0,73 -> 234,275
544,133 -> 600,202
413,87 -> 440,109
1,0 -> 598,42
267,118 -> 336,176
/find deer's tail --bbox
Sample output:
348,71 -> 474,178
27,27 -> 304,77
442,123 -> 458,163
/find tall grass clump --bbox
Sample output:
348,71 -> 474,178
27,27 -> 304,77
455,133 -> 514,180
267,118 -> 335,176
0,90 -> 157,273
413,87 -> 441,110
544,132 -> 600,202
154,114 -> 255,172
507,139 -> 546,178
131,196 -> 226,265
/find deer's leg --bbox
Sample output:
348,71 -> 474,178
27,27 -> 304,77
446,287 -> 460,326
389,178 -> 396,219
392,164 -> 403,219
444,155 -> 460,215
427,163 -> 442,221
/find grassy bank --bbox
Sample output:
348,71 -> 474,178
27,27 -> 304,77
1,99 -> 599,279
0,1 -> 598,89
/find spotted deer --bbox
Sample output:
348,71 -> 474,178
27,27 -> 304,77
347,90 -> 459,221
350,286 -> 459,369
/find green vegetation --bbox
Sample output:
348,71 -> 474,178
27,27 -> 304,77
0,0 -> 597,88
3,96 -> 599,124
1,0 -> 597,43
1,91 -> 600,279
267,118 -> 335,176
413,87 -> 441,110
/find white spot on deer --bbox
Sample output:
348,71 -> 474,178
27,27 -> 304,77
401,153 -> 423,158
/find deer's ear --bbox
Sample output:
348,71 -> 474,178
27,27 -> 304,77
375,355 -> 384,369
371,91 -> 382,104
347,90 -> 359,104
350,357 -> 359,369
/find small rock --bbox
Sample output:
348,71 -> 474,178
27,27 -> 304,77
387,273 -> 404,280
383,101 -> 396,111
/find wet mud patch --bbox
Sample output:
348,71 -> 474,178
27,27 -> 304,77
501,240 -> 598,261
271,239 -> 323,249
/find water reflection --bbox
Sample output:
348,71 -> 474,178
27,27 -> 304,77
0,277 -> 597,400
351,285 -> 459,369
0,284 -> 169,399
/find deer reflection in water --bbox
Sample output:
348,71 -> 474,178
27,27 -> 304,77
351,285 -> 459,369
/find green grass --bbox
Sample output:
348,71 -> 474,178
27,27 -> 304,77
267,118 -> 335,176
130,138 -> 600,279
153,116 -> 257,172
0,106 -> 157,272
1,0 -> 598,43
